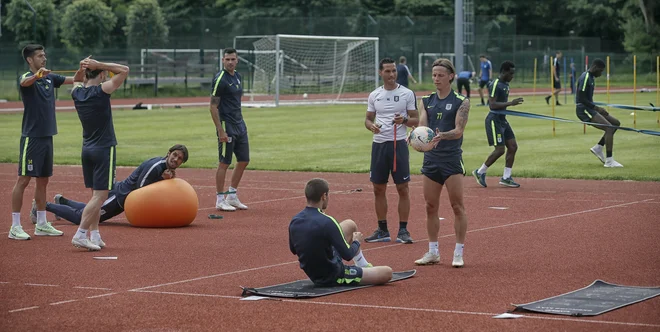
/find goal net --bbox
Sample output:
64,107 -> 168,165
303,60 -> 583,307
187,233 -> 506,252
234,34 -> 379,106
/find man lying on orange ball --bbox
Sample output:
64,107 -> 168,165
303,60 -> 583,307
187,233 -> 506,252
39,144 -> 188,226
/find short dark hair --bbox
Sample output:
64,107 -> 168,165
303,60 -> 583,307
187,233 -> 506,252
305,178 -> 329,203
85,69 -> 104,80
223,48 -> 237,56
169,144 -> 189,163
500,61 -> 515,73
379,58 -> 395,70
432,58 -> 456,83
22,44 -> 44,62
399,56 -> 406,63
592,59 -> 606,69
479,54 -> 486,59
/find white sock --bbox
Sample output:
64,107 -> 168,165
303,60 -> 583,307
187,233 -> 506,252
227,187 -> 237,200
12,213 -> 21,227
75,228 -> 88,240
454,243 -> 464,256
478,163 -> 488,175
429,241 -> 439,255
216,193 -> 225,204
90,230 -> 101,241
606,157 -> 613,163
594,144 -> 603,149
36,211 -> 47,226
353,251 -> 370,267
503,167 -> 512,179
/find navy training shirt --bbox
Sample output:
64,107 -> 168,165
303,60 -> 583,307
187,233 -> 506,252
211,69 -> 246,135
18,72 -> 66,137
575,71 -> 596,109
71,84 -> 117,148
421,90 -> 466,162
289,207 -> 361,284
488,78 -> 511,120
112,157 -> 167,207
396,64 -> 411,87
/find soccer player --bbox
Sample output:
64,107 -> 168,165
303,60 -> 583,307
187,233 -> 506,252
472,61 -> 524,188
546,50 -> 563,105
395,56 -> 417,87
364,58 -> 419,244
46,145 -> 189,225
456,71 -> 475,98
569,62 -> 577,94
477,55 -> 492,106
576,59 -> 623,167
9,44 -> 83,241
414,58 -> 470,268
289,178 -> 393,286
69,58 -> 129,250
210,48 -> 249,212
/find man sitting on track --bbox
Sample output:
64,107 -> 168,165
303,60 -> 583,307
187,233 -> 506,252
43,145 -> 188,225
289,178 -> 393,286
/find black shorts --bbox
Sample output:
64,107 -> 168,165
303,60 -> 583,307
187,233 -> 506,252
553,80 -> 561,89
370,140 -> 410,184
81,146 -> 116,190
577,107 -> 598,123
485,114 -> 516,146
18,136 -> 53,177
315,264 -> 364,287
421,157 -> 465,185
218,129 -> 250,164
479,80 -> 489,89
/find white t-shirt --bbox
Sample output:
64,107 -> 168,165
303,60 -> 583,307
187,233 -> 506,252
367,84 -> 417,143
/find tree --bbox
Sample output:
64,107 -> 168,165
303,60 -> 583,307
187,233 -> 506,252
622,0 -> 660,54
3,0 -> 56,46
124,0 -> 169,48
59,0 -> 117,51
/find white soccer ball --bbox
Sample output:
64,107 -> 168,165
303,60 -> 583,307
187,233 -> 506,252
408,126 -> 435,152
303,93 -> 308,99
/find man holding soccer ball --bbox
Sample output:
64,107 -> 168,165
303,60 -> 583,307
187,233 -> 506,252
364,58 -> 419,244
414,58 -> 470,268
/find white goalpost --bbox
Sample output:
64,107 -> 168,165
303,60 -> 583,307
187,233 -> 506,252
234,34 -> 379,106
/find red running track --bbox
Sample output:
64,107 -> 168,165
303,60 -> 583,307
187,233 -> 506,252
1,164 -> 659,331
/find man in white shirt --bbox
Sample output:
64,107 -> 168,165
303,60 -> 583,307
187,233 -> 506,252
363,58 -> 419,244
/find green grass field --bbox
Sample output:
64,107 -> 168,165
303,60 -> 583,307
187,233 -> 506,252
0,93 -> 658,181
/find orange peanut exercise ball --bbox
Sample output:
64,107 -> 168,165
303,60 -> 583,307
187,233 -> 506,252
124,178 -> 199,227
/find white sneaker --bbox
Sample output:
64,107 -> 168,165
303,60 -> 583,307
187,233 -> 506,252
9,225 -> 31,240
225,196 -> 248,210
590,146 -> 605,163
604,159 -> 623,168
216,200 -> 237,211
72,237 -> 101,251
452,253 -> 464,268
91,238 -> 106,248
414,252 -> 440,265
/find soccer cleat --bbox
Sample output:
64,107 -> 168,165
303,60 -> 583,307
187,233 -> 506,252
53,194 -> 65,220
71,237 -> 101,251
414,252 -> 440,265
590,146 -> 605,163
216,200 -> 237,211
396,229 -> 413,244
452,253 -> 464,268
365,229 -> 391,243
34,222 -> 64,236
225,196 -> 248,210
604,159 -> 623,168
30,200 -> 37,225
9,225 -> 31,240
499,177 -> 521,188
472,169 -> 487,188
545,96 -> 550,105
91,238 -> 106,248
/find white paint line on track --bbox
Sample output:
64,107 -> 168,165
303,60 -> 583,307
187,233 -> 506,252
73,286 -> 113,291
49,299 -> 78,306
25,283 -> 59,287
8,306 -> 39,313
133,289 -> 660,329
0,281 -> 10,284
86,292 -> 117,299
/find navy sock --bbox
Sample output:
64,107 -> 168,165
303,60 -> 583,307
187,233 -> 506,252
399,221 -> 408,230
606,150 -> 613,158
377,220 -> 388,232
598,137 -> 605,146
